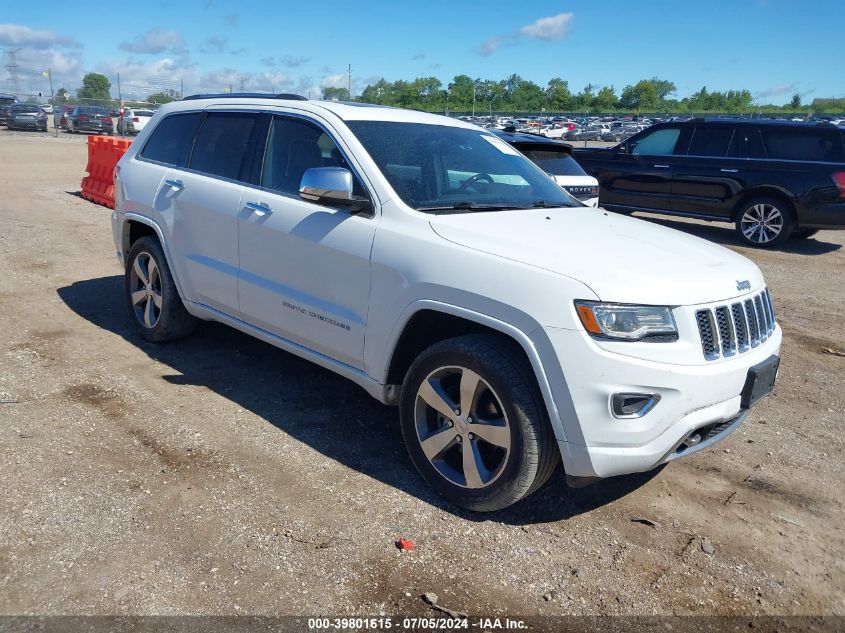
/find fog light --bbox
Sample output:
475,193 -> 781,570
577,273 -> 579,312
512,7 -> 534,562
611,393 -> 661,418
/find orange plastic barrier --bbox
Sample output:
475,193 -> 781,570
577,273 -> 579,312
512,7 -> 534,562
80,136 -> 133,209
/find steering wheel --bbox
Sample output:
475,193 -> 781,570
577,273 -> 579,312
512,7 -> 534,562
457,172 -> 494,192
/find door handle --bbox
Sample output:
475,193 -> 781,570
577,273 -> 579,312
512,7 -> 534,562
720,168 -> 739,173
164,179 -> 184,191
653,164 -> 670,169
245,201 -> 272,215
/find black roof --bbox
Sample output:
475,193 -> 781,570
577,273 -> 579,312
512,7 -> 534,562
182,92 -> 307,101
491,128 -> 574,152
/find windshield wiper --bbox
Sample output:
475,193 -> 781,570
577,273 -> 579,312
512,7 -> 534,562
416,201 -> 521,213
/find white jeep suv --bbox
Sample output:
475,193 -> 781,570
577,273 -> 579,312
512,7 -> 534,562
111,93 -> 781,511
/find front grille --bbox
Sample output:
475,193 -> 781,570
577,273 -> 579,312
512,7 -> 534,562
695,289 -> 776,361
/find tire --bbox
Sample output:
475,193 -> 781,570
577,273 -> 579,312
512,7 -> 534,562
124,236 -> 197,342
735,196 -> 795,247
791,228 -> 819,240
399,334 -> 559,512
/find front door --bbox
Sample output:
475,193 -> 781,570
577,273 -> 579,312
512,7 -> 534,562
237,114 -> 377,369
600,125 -> 683,211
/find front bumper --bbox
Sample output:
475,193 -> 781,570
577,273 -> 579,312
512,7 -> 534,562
543,324 -> 781,479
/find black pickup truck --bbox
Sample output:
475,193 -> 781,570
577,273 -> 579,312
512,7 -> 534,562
574,118 -> 845,247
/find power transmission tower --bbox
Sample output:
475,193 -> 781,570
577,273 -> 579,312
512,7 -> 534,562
238,77 -> 247,92
347,64 -> 352,99
3,48 -> 23,96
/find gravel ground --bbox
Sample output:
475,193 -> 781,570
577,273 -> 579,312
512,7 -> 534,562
0,129 -> 843,621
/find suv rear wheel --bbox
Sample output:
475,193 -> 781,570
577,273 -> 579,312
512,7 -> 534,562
124,236 -> 197,342
735,197 -> 795,247
399,334 -> 558,511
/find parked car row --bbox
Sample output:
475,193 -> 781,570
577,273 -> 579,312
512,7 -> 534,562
1,99 -> 157,135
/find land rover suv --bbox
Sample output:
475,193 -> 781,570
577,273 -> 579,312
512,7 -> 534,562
575,119 -> 845,247
111,94 -> 782,511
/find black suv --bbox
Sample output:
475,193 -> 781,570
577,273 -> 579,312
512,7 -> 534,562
574,119 -> 845,247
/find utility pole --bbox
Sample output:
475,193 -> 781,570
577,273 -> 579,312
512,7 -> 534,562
347,64 -> 352,100
3,48 -> 23,96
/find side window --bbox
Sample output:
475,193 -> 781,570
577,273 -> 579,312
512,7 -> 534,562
140,112 -> 203,167
729,128 -> 767,159
261,116 -> 366,197
188,112 -> 260,181
760,128 -> 845,162
630,127 -> 681,156
688,126 -> 734,157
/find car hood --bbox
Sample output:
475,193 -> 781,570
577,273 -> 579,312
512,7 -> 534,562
429,207 -> 765,305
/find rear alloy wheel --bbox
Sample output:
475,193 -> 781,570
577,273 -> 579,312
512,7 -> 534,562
400,334 -> 558,511
735,197 -> 794,247
124,237 -> 197,342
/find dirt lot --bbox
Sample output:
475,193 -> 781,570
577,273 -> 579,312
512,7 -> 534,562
0,129 -> 843,621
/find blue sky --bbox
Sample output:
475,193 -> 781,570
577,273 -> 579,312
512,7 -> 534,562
1,0 -> 841,103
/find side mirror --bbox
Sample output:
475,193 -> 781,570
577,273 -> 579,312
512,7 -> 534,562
299,167 -> 370,213
616,142 -> 629,156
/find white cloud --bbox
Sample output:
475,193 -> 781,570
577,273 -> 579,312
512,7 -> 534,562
519,12 -> 574,41
480,12 -> 574,56
0,23 -> 79,48
120,29 -> 186,55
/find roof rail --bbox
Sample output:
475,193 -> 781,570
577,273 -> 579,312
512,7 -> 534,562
182,92 -> 307,101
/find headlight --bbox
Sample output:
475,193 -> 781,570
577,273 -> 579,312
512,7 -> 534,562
575,301 -> 677,341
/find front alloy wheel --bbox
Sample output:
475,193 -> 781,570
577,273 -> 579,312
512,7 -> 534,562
400,334 -> 559,511
414,365 -> 512,489
736,198 -> 794,247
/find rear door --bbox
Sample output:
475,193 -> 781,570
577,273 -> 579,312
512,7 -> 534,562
236,113 -> 376,368
599,124 -> 683,211
163,110 -> 266,316
671,123 -> 744,218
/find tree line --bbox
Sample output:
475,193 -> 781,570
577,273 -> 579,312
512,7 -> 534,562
52,72 -> 838,114
329,75 -> 836,114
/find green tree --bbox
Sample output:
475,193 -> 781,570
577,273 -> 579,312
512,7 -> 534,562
545,78 -> 572,110
594,85 -> 618,111
322,86 -> 350,101
448,75 -> 475,110
77,73 -> 111,102
790,93 -> 801,110
147,89 -> 180,104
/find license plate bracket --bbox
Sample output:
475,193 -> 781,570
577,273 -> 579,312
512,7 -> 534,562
741,355 -> 780,409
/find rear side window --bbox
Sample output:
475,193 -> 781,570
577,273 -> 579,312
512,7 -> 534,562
729,128 -> 767,159
760,128 -> 845,162
141,112 -> 203,167
189,112 -> 260,181
687,126 -> 734,157
630,127 -> 681,156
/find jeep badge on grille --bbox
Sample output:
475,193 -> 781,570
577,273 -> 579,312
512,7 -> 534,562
736,280 -> 751,291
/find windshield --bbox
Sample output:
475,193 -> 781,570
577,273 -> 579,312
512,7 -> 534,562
518,148 -> 587,177
347,121 -> 576,212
